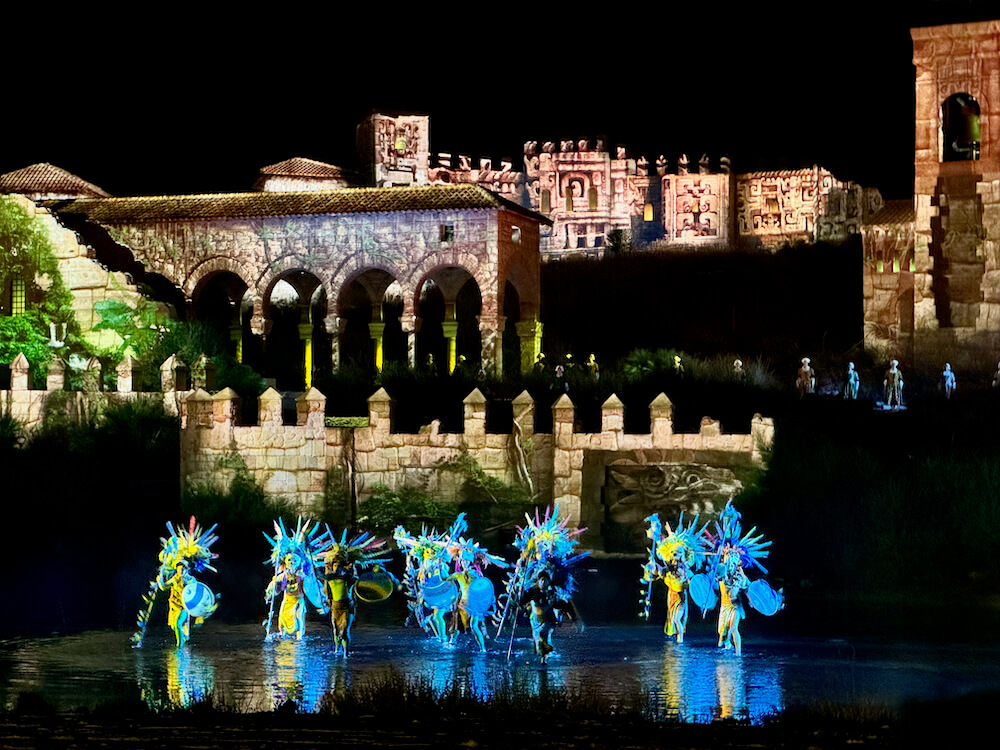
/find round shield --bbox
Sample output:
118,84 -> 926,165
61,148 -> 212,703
423,576 -> 459,609
465,576 -> 495,617
182,581 -> 217,619
356,570 -> 395,603
688,573 -> 718,613
304,575 -> 326,611
747,579 -> 783,616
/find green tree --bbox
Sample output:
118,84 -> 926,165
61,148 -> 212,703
0,196 -> 75,375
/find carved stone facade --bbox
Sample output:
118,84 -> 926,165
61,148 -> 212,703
738,168 -> 883,248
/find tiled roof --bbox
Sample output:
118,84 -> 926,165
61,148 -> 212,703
259,157 -> 347,178
865,199 -> 914,227
52,184 -> 551,224
737,167 -> 827,179
0,163 -> 110,198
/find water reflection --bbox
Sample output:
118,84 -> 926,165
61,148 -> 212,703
264,638 -> 341,712
644,641 -> 783,722
2,625 -> 995,723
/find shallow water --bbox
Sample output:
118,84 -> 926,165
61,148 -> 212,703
3,622 -> 998,723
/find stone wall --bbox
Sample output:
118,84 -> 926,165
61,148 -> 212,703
5,194 -> 142,342
911,20 -> 1000,369
2,352 -> 773,549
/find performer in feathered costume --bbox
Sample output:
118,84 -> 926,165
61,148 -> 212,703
394,514 -> 472,643
263,517 -> 331,640
132,517 -> 219,649
394,519 -> 456,641
689,501 -> 784,655
639,511 -> 709,643
445,534 -> 507,651
321,527 -> 396,657
495,504 -> 587,662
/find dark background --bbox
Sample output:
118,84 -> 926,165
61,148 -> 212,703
5,2 -> 998,203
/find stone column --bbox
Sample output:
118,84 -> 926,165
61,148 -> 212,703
477,312 -> 506,376
442,303 -> 458,374
400,315 -> 421,369
326,315 -> 346,372
229,324 -> 243,363
298,322 -> 313,388
367,387 -> 393,448
515,318 -> 543,374
551,393 -> 582,526
184,388 -> 214,429
512,389 -> 535,439
369,322 -> 386,372
212,387 -> 240,428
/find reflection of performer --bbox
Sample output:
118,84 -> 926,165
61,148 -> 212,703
132,517 -> 219,649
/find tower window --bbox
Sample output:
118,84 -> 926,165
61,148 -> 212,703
942,93 -> 981,161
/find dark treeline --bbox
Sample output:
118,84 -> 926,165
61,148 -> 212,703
540,240 -> 862,364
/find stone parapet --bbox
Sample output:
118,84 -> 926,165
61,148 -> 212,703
0,352 -> 772,547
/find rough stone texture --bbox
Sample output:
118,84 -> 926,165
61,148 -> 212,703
63,200 -> 541,375
737,169 -> 883,248
909,20 -> 1000,367
0,356 -> 771,546
3,194 -> 143,336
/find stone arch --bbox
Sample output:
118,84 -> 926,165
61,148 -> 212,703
334,267 -> 405,371
182,256 -> 255,299
411,264 -> 483,374
260,268 -> 325,389
941,92 -> 982,161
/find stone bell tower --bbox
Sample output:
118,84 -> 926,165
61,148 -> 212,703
912,19 -> 1000,367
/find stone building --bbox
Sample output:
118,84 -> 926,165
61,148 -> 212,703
52,185 -> 547,384
908,18 -> 1000,369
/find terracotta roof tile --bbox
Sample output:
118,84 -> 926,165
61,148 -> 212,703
865,199 -> 914,227
259,157 -> 347,178
0,163 -> 110,198
52,184 -> 551,224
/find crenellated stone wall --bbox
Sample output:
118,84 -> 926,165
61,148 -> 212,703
2,353 -> 773,549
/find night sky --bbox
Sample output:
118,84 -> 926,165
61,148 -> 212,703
4,2 -> 996,202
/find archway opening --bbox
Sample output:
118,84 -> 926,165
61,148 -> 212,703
942,93 -> 981,161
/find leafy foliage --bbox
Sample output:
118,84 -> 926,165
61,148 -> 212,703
182,452 -> 296,528
356,484 -> 454,535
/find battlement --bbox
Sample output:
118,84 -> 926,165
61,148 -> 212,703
2,352 -> 772,549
